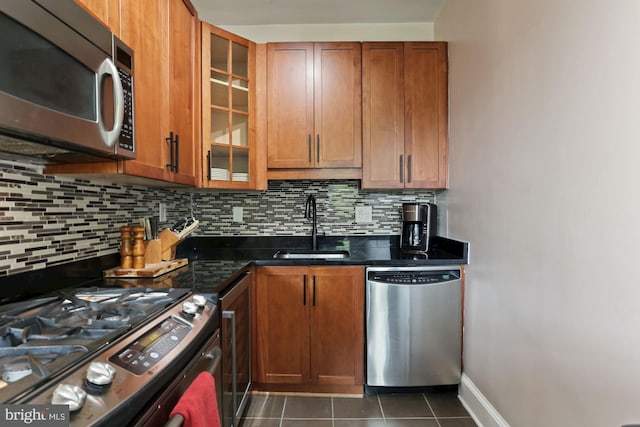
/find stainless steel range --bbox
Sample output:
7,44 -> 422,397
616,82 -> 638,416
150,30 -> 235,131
0,285 -> 221,426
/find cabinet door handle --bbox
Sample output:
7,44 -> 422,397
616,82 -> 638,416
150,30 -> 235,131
174,133 -> 180,173
222,310 -> 238,426
303,275 -> 307,305
316,134 -> 320,163
308,134 -> 312,164
312,276 -> 316,306
399,154 -> 404,183
166,131 -> 175,172
407,154 -> 412,183
206,150 -> 211,180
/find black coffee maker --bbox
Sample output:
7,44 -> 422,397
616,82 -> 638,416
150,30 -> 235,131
400,202 -> 437,257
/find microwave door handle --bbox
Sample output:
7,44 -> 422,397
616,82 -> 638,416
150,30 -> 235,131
97,58 -> 124,148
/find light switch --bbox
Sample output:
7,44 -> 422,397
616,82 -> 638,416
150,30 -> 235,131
355,206 -> 372,223
233,206 -> 243,223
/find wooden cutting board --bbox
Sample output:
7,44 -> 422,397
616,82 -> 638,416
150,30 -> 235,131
103,258 -> 188,278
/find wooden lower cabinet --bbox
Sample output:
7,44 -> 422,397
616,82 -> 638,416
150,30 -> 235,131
253,266 -> 364,393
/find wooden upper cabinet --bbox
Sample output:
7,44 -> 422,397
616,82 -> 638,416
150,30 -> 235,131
74,0 -> 120,33
166,0 -> 198,185
48,0 -> 198,186
362,43 -> 405,189
201,24 -> 262,189
362,42 -> 448,189
314,44 -> 362,169
120,0 -> 197,185
118,0 -> 166,182
266,43 -> 362,170
404,42 -> 448,189
266,43 -> 313,169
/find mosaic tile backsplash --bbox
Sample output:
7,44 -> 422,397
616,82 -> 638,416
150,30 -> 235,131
191,181 -> 435,237
0,161 -> 191,276
1,160 -> 437,276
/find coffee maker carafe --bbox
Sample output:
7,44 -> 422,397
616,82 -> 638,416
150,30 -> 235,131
400,202 -> 437,256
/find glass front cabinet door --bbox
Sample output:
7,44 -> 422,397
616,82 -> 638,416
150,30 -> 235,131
201,23 -> 257,188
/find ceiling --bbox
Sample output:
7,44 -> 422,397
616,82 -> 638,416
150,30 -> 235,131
190,0 -> 446,26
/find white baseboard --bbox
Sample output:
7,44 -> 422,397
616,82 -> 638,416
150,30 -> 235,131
458,373 -> 511,427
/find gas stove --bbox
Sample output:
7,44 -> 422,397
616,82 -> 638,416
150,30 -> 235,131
0,258 -> 232,426
27,291 -> 219,426
0,287 -> 190,407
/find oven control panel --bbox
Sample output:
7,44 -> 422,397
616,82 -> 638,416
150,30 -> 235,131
109,316 -> 191,375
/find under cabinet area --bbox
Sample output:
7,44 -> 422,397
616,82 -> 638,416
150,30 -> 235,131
362,42 -> 448,189
265,43 -> 362,180
252,266 -> 364,394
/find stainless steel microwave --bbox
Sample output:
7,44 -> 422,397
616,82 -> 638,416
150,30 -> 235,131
0,0 -> 135,163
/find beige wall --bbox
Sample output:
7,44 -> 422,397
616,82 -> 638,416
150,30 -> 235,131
436,1 -> 640,426
212,23 -> 434,42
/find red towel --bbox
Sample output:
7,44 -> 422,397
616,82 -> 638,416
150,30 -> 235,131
169,372 -> 220,427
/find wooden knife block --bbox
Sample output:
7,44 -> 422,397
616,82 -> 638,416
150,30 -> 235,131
143,239 -> 162,264
158,229 -> 182,261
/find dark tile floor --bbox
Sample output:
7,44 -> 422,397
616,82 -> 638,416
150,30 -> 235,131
240,391 -> 477,427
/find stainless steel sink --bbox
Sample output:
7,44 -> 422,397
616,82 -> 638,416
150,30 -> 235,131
272,250 -> 350,260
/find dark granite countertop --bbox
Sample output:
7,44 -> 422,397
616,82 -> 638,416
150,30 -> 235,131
176,235 -> 468,267
0,235 -> 468,302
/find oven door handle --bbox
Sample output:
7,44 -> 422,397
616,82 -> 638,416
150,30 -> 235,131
204,346 -> 222,376
163,347 -> 222,427
222,310 -> 237,427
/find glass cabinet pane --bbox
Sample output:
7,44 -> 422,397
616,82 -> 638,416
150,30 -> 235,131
231,113 -> 248,146
231,42 -> 248,77
211,109 -> 229,144
211,34 -> 229,71
232,147 -> 249,181
231,80 -> 248,112
211,145 -> 230,180
210,71 -> 229,107
204,25 -> 252,187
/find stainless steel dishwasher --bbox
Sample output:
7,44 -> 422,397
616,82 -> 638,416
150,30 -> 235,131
366,266 -> 462,388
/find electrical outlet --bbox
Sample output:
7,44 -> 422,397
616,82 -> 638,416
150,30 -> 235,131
233,206 -> 243,223
159,203 -> 167,222
355,206 -> 372,223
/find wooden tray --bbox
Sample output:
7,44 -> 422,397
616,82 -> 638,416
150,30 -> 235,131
103,258 -> 189,278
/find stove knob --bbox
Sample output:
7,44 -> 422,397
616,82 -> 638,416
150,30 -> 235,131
86,362 -> 116,386
192,294 -> 207,307
52,383 -> 87,412
182,301 -> 198,315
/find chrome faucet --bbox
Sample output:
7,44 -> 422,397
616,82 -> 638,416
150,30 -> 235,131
305,194 -> 318,250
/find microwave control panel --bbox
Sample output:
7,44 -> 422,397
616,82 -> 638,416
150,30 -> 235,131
118,67 -> 134,153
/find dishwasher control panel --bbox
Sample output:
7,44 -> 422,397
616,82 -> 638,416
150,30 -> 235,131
367,270 -> 460,284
